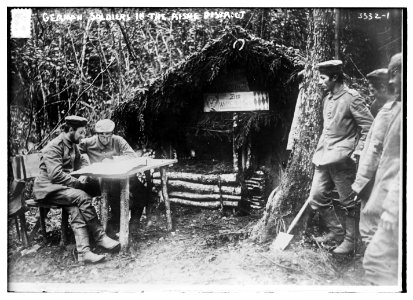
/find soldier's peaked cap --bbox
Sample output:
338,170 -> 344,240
95,119 -> 115,133
388,53 -> 402,71
65,115 -> 87,127
366,68 -> 388,81
317,60 -> 343,75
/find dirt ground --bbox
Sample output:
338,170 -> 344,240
7,204 -> 367,292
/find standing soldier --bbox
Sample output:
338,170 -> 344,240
352,68 -> 400,247
79,119 -> 148,234
362,53 -> 402,285
310,60 -> 373,255
33,116 -> 120,264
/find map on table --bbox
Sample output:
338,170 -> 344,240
71,157 -> 148,177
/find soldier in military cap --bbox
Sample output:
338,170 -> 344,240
362,52 -> 402,285
309,60 -> 374,255
366,68 -> 392,117
79,119 -> 148,234
33,116 -> 120,264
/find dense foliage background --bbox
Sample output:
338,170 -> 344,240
9,8 -> 401,155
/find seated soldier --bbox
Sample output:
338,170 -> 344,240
79,119 -> 148,234
33,116 -> 120,264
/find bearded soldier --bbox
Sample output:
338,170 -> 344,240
33,116 -> 120,264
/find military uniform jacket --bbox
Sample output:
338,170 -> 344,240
33,133 -> 87,200
352,100 -> 400,197
79,135 -> 136,164
363,102 -> 401,217
312,85 -> 373,166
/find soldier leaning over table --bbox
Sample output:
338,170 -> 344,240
33,116 -> 120,264
79,119 -> 148,235
309,60 -> 374,255
352,68 -> 401,249
362,53 -> 402,285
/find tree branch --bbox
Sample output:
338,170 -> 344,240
36,59 -> 115,150
116,20 -> 138,62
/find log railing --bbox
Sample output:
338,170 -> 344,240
152,170 -> 267,209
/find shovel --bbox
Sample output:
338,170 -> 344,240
272,197 -> 312,251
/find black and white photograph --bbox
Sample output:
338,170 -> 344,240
4,2 -> 407,294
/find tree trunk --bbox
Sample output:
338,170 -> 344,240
334,9 -> 340,59
250,9 -> 335,243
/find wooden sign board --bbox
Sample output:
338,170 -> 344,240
204,91 -> 269,112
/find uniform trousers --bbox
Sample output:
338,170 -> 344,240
101,176 -> 148,222
363,224 -> 399,285
42,188 -> 97,230
309,158 -> 358,210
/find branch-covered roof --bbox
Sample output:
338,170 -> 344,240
113,26 -> 304,147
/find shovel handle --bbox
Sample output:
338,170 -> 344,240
286,197 -> 312,234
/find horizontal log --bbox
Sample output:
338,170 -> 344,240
245,179 -> 264,185
250,177 -> 265,181
246,187 -> 263,192
250,204 -> 264,209
153,179 -> 241,195
152,172 -> 238,184
169,198 -> 239,208
247,200 -> 264,206
169,191 -> 241,201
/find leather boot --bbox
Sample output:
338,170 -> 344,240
74,227 -> 105,264
88,218 -> 120,251
314,206 -> 345,243
333,214 -> 358,255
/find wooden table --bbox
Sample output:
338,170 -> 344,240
71,157 -> 177,251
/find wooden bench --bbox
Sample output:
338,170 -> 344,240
10,154 -> 71,246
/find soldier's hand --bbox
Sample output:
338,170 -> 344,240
78,176 -> 88,184
350,152 -> 360,164
380,211 -> 398,232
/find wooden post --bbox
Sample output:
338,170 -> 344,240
15,217 -> 21,241
233,113 -> 239,172
18,214 -> 29,247
39,207 -> 48,244
120,176 -> 130,252
160,167 -> 173,231
100,179 -> 110,231
60,209 -> 68,247
144,170 -> 153,221
246,136 -> 251,170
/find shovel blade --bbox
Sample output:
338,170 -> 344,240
272,232 -> 294,251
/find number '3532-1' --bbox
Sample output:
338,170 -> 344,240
358,12 -> 390,20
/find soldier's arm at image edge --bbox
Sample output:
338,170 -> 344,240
350,95 -> 374,154
43,146 -> 81,188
